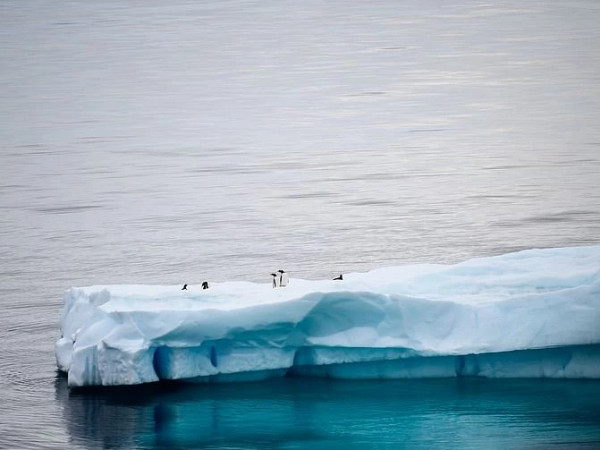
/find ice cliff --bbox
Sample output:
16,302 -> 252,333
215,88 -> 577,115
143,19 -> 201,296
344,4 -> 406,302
56,246 -> 600,387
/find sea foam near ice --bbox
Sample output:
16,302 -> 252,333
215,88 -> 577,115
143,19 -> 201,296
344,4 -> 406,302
56,246 -> 600,387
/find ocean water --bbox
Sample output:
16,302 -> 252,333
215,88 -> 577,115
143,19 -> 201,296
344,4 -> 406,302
58,378 -> 600,450
1,0 -> 600,448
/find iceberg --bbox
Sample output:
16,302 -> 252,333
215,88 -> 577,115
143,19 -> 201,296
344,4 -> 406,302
56,246 -> 600,387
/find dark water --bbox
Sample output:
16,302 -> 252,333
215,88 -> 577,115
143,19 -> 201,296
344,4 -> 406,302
1,0 -> 600,448
57,377 -> 600,450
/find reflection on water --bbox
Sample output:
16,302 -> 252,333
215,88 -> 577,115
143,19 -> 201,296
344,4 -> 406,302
56,375 -> 600,449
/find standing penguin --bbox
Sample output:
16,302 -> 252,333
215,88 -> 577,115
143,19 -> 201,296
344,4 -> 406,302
278,269 -> 289,287
271,273 -> 280,288
202,281 -> 209,290
181,284 -> 188,290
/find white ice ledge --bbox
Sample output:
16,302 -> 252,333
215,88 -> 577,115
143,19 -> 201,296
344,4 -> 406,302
56,246 -> 600,387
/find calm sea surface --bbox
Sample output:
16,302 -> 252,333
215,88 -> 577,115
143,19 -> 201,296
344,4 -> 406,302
1,1 -> 600,448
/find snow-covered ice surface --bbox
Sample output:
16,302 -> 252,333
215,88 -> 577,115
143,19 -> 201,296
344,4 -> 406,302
56,246 -> 600,387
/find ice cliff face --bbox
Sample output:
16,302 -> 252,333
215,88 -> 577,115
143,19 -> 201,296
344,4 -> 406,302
56,246 -> 600,387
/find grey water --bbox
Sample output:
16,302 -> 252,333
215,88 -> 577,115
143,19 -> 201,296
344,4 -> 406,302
1,0 -> 600,448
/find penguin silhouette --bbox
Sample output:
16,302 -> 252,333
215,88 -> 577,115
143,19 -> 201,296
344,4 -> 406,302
333,274 -> 343,281
278,269 -> 289,287
271,273 -> 280,288
202,281 -> 209,290
181,284 -> 188,290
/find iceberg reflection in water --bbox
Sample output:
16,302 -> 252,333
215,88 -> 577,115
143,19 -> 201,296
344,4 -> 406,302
56,375 -> 600,449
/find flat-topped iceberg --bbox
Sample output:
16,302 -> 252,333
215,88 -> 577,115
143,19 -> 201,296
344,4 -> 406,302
56,246 -> 600,387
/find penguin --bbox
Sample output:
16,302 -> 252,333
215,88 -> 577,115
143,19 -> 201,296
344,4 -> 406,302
202,281 -> 209,290
278,269 -> 289,287
182,284 -> 188,290
271,273 -> 280,288
333,274 -> 343,281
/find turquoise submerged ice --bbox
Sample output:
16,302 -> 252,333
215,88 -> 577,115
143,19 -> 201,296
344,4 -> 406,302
56,246 -> 600,387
